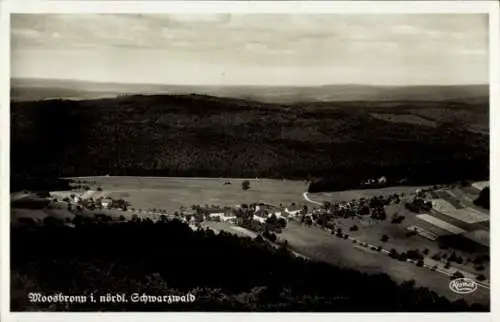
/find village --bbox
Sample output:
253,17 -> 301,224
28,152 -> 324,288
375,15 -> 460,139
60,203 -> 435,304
11,176 -> 490,292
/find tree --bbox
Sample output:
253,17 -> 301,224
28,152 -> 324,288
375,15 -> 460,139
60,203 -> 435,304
43,216 -> 62,227
97,187 -> 103,191
475,265 -> 485,271
349,225 -> 358,231
416,259 -> 424,267
381,234 -> 389,242
474,187 -> 489,210
278,218 -> 287,229
389,249 -> 398,259
476,274 -> 486,281
242,180 -> 250,191
431,253 -> 442,261
451,271 -> 464,280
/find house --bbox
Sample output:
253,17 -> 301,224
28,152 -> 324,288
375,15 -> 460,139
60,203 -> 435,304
253,210 -> 268,224
101,198 -> 113,208
285,208 -> 301,217
221,214 -> 237,223
209,212 -> 225,220
273,211 -> 283,219
209,212 -> 237,223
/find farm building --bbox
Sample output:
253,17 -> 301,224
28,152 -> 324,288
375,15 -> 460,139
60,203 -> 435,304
416,214 -> 466,236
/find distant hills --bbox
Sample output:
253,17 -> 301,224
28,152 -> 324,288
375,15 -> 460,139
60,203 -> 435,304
11,78 -> 488,104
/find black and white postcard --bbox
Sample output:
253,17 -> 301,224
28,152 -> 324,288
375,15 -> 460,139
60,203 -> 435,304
1,1 -> 498,322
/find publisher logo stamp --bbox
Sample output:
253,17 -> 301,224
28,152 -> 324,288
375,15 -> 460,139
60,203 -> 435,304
449,278 -> 478,294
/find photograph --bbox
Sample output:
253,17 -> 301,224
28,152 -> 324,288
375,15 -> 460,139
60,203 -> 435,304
7,7 -> 492,314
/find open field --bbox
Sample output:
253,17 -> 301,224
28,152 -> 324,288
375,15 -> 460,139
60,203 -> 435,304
416,214 -> 466,235
370,113 -> 438,127
306,197 -> 490,278
409,108 -> 489,135
70,176 -> 309,213
448,187 -> 489,215
432,199 -> 489,224
202,221 -> 258,239
306,186 -> 427,204
280,222 -> 489,305
435,190 -> 465,209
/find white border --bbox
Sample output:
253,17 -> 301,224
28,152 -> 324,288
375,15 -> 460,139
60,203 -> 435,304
1,1 -> 499,322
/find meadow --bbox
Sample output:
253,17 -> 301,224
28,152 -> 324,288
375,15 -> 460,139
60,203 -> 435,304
280,222 -> 490,306
306,186 -> 428,203
370,113 -> 438,127
75,176 -> 309,213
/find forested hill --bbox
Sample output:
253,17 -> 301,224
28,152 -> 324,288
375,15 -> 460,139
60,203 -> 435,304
11,94 -> 489,191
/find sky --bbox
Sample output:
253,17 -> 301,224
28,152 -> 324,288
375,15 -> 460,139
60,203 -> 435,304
11,14 -> 489,86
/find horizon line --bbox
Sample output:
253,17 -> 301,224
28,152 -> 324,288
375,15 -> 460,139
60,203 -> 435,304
10,77 -> 489,88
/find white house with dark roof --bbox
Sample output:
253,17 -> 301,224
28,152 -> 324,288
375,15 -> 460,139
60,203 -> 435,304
253,210 -> 268,224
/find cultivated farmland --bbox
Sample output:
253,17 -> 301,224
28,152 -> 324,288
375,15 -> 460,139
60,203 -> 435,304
280,222 -> 489,305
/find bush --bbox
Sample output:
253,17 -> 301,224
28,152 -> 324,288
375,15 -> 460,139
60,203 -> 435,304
416,259 -> 424,267
389,249 -> 398,259
349,225 -> 359,231
431,254 -> 441,261
476,274 -> 486,281
381,235 -> 389,242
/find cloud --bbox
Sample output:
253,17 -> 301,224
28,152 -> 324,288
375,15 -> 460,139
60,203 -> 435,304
11,28 -> 41,39
10,14 -> 489,85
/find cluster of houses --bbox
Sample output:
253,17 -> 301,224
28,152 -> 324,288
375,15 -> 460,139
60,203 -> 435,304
203,203 -> 305,224
49,189 -> 118,212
